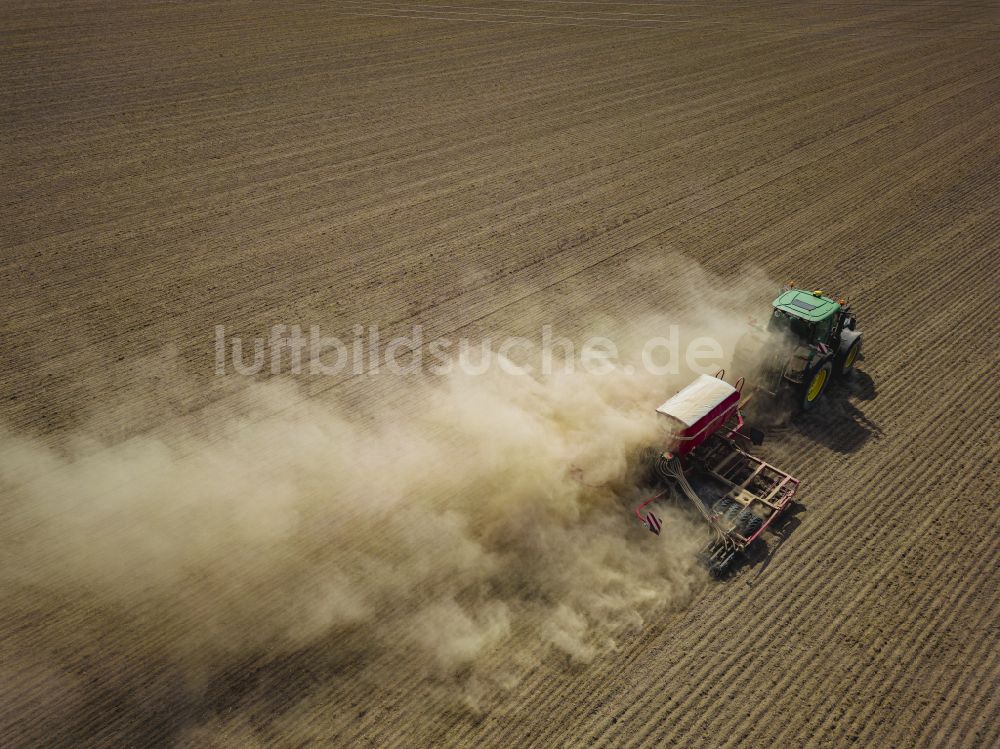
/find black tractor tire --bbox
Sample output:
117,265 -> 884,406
801,359 -> 833,411
736,508 -> 764,539
713,498 -> 740,518
712,498 -> 744,533
834,331 -> 863,378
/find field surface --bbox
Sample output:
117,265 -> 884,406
2,1 -> 999,747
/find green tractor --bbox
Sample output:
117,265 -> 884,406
731,286 -> 863,411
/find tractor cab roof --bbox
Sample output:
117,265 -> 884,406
772,288 -> 841,323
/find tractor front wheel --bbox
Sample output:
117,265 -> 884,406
835,334 -> 862,378
801,360 -> 833,411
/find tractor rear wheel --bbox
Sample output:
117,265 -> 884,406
801,360 -> 833,411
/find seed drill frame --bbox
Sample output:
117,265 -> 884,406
635,373 -> 800,574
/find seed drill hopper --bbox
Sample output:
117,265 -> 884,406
635,373 -> 800,575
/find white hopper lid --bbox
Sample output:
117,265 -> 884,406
656,374 -> 737,427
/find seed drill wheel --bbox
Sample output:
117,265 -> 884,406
801,360 -> 833,411
705,545 -> 736,578
712,498 -> 743,532
736,508 -> 763,538
710,557 -> 732,578
713,498 -> 740,518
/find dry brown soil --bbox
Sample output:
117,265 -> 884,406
2,1 -> 999,747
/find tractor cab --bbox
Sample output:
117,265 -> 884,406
768,288 -> 841,348
731,285 -> 863,411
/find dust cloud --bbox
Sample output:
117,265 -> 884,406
0,364 -> 709,741
0,264 -> 782,743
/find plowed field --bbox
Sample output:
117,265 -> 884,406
2,1 -> 998,747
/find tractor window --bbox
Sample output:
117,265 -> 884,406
813,316 -> 832,344
768,310 -> 813,343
